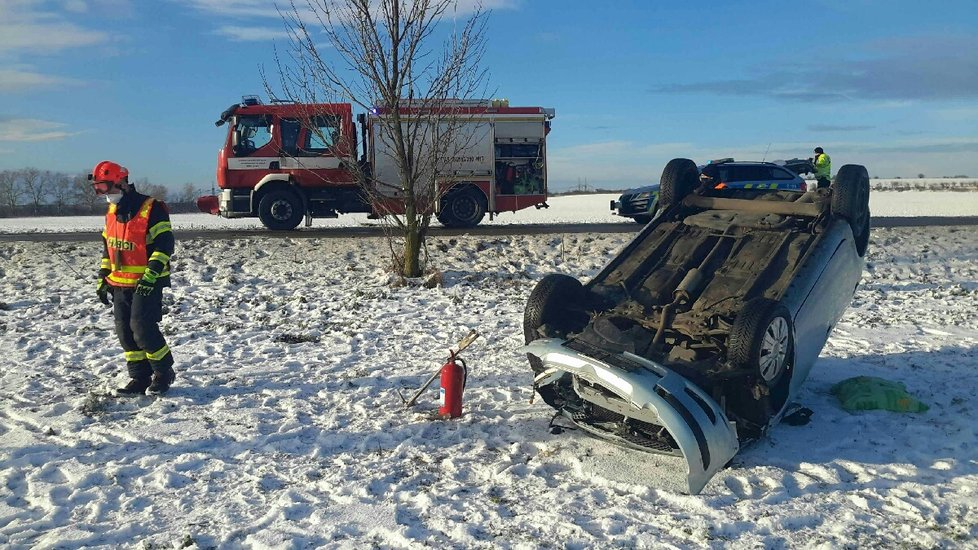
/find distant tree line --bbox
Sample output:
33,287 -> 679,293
0,168 -> 205,217
870,179 -> 978,192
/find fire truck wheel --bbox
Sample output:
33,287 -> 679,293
258,189 -> 304,231
439,188 -> 486,228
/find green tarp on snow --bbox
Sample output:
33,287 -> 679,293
831,376 -> 929,413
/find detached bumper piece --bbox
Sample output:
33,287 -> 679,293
525,338 -> 739,494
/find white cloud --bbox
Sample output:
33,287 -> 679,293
0,68 -> 78,92
0,118 -> 79,142
0,2 -> 109,54
215,25 -> 289,42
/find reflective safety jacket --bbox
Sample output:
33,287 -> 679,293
815,153 -> 832,179
101,192 -> 173,288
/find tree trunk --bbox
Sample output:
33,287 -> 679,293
403,197 -> 422,278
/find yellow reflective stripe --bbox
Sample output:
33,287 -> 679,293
101,229 -> 108,238
108,204 -> 117,215
117,265 -> 148,274
148,221 -> 172,242
149,250 -> 170,264
146,345 -> 171,361
107,273 -> 139,286
100,258 -> 110,268
125,350 -> 147,362
744,183 -> 754,189
138,198 -> 154,219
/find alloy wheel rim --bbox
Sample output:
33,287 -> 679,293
759,316 -> 789,383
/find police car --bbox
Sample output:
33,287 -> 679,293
611,159 -> 811,224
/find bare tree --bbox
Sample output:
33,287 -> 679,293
20,168 -> 47,213
141,183 -> 170,202
177,182 -> 198,204
0,169 -> 24,214
71,173 -> 100,213
274,0 -> 489,277
51,172 -> 74,214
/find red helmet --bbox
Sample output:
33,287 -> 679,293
90,160 -> 129,194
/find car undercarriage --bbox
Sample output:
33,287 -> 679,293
524,158 -> 870,493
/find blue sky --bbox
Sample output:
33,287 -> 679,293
2,0 -> 977,192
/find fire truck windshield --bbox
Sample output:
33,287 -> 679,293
233,115 -> 272,157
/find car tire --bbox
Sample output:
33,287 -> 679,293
524,274 -> 590,374
258,188 -> 304,231
633,214 -> 652,225
659,158 -> 699,208
832,164 -> 871,256
729,298 -> 794,388
439,188 -> 487,228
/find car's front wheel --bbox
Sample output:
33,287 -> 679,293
524,274 -> 590,375
633,214 -> 652,225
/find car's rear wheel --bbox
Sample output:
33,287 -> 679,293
832,164 -> 871,256
729,298 -> 794,388
659,158 -> 699,208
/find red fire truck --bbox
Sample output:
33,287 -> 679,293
197,96 -> 556,230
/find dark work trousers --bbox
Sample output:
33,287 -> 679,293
816,177 -> 831,189
112,286 -> 174,377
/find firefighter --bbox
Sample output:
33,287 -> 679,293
812,147 -> 832,189
91,161 -> 177,395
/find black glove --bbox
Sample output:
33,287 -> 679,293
96,269 -> 112,306
135,268 -> 161,296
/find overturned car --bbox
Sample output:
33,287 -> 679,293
524,158 -> 870,494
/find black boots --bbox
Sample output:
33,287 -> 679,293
116,361 -> 176,396
116,361 -> 152,396
147,366 -> 176,395
116,377 -> 152,396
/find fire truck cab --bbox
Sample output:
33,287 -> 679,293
199,96 -> 555,230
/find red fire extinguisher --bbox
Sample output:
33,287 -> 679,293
438,351 -> 468,418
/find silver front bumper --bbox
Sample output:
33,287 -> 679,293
525,338 -> 739,494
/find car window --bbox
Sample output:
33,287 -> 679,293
232,115 -> 272,157
279,118 -> 301,157
300,115 -> 341,156
726,165 -> 772,182
771,167 -> 797,180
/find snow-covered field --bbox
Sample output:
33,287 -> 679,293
0,190 -> 976,234
2,215 -> 977,548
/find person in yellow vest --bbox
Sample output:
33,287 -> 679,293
91,161 -> 176,396
812,147 -> 832,189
